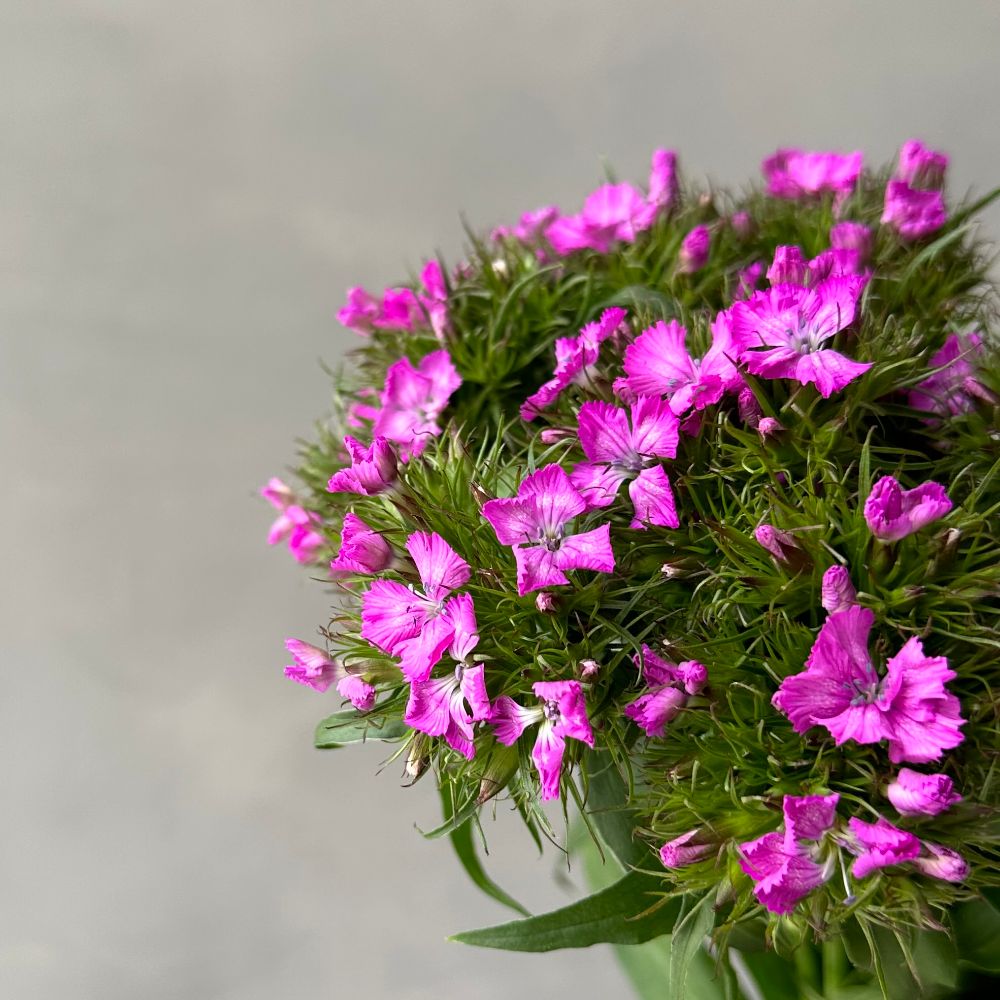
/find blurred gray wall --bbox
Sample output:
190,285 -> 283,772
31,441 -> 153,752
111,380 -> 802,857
3,2 -> 999,997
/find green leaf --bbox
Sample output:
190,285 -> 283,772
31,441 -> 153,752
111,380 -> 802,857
910,928 -> 958,992
953,893 -> 1000,972
581,749 -> 645,869
313,710 -> 409,749
668,893 -> 716,1000
449,870 -> 682,952
448,816 -> 530,917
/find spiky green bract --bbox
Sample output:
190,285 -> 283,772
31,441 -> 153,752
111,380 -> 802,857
276,157 -> 1000,994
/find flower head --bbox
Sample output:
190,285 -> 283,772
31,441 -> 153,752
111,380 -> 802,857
829,222 -> 873,261
678,225 -> 711,273
882,180 -> 947,239
863,475 -> 953,542
520,308 -> 626,420
327,436 -> 398,495
647,148 -> 679,212
887,768 -> 962,817
360,531 -> 471,682
481,465 -> 615,595
846,816 -> 921,878
262,478 -> 325,563
909,333 -> 996,419
615,314 -> 744,414
897,140 -> 948,190
490,680 -> 594,800
761,148 -> 862,199
739,793 -> 839,914
284,638 -> 375,710
545,183 -> 656,255
570,397 -> 680,529
329,513 -> 393,575
772,606 -> 965,763
624,645 -> 706,737
731,276 -> 870,398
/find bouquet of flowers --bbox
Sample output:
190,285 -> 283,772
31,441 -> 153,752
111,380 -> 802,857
263,141 -> 1000,998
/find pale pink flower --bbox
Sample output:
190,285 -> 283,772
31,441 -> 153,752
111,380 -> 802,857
887,768 -> 962,817
329,513 -> 393,575
863,475 -> 953,542
327,436 -> 398,495
624,645 -> 706,737
913,843 -> 969,882
373,350 -> 462,458
284,638 -> 375,710
570,397 -> 680,529
772,606 -> 965,763
481,465 -> 615,596
490,680 -> 594,800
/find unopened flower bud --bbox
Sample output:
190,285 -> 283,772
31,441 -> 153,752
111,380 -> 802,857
469,481 -> 493,510
754,524 -> 799,562
767,245 -> 809,286
659,829 -> 710,868
477,744 -> 519,805
678,224 -> 711,274
535,591 -> 559,613
887,768 -> 961,817
897,139 -> 948,190
730,211 -> 753,239
578,658 -> 600,680
913,843 -> 968,883
821,565 -> 857,614
830,221 -> 873,261
738,386 -> 762,427
660,561 -> 686,579
405,734 -> 431,781
539,427 -> 576,445
757,417 -> 783,438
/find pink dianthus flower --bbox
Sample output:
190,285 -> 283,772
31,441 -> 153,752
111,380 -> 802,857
623,645 -> 706,737
863,475 -> 952,542
762,148 -> 862,200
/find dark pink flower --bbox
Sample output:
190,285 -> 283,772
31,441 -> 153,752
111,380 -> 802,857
374,287 -> 423,331
739,793 -> 839,914
887,768 -> 962,817
772,606 -> 965,763
615,314 -> 744,414
481,465 -> 615,596
545,183 -> 656,255
360,531 -> 470,682
847,816 -> 921,878
648,148 -> 679,212
909,333 -> 996,419
762,148 -> 862,199
262,478 -> 325,563
490,680 -> 594,800
403,593 -> 489,760
678,224 -> 711,273
734,262 -> 764,299
821,565 -> 857,614
570,397 -> 680,529
624,645 -> 706,738
373,350 -> 461,458
520,308 -> 626,420
882,180 -> 947,239
897,140 -> 948,190
830,221 -> 873,261
417,260 -> 450,340
329,513 -> 393,575
337,286 -> 383,335
863,475 -> 953,542
283,638 -> 375,710
327,436 -> 398,495
731,276 -> 870,398
660,830 -> 710,868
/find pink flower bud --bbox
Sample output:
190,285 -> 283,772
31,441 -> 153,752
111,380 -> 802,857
578,658 -> 600,680
897,140 -> 948,190
830,221 -> 873,261
659,830 -> 710,868
766,245 -> 809,286
730,211 -> 753,239
821,565 -> 857,614
887,767 -> 962,817
738,387 -> 762,426
678,225 -> 711,273
539,427 -> 576,444
913,843 -> 968,883
754,524 -> 799,562
757,417 -> 783,438
260,476 -> 294,510
535,592 -> 558,613
864,475 -> 953,542
330,513 -> 393,575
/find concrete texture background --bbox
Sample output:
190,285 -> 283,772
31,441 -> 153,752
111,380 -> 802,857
3,2 -> 999,997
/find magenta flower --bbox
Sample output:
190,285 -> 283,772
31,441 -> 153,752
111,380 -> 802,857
882,180 -> 947,239
863,475 -> 953,542
373,350 -> 462,458
360,531 -> 471,682
897,140 -> 948,190
337,286 -> 383,335
403,593 -> 489,760
821,565 -> 857,614
846,816 -> 921,878
739,793 -> 839,914
615,314 -> 744,414
624,645 -> 706,737
490,680 -> 594,800
329,513 -> 393,575
481,465 -> 615,596
570,397 -> 680,529
417,260 -> 450,340
738,387 -> 783,437
647,148 -> 679,212
284,638 -> 375,710
327,436 -> 398,495
887,768 -> 962,817
735,262 -> 764,299
830,222 -> 873,262
909,333 -> 995,419
660,830 -> 710,869
375,287 -> 423,331
766,244 -> 864,288
520,308 -> 626,420
678,225 -> 711,273
731,275 -> 870,398
761,148 -> 862,199
772,605 -> 965,763
545,183 -> 656,255
766,245 -> 810,286
262,478 -> 325,563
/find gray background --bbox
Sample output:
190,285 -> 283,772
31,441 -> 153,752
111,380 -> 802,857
3,2 -> 999,997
